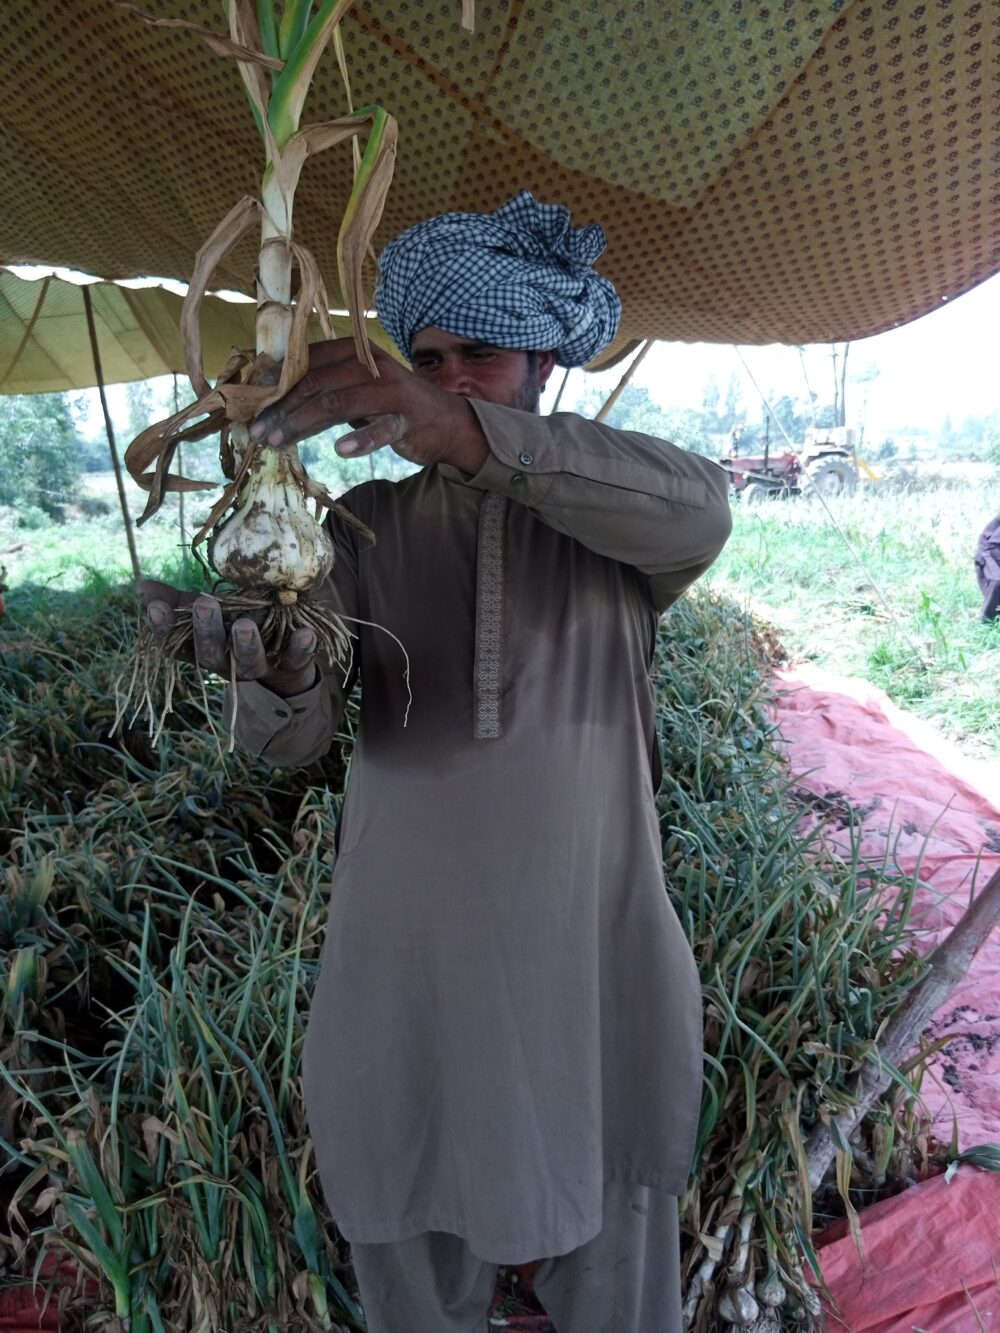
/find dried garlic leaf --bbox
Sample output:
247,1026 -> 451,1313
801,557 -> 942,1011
117,4 -> 284,70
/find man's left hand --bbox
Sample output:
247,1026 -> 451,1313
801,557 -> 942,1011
248,339 -> 489,475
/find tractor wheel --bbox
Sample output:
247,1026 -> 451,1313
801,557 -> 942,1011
742,481 -> 772,506
804,455 -> 858,498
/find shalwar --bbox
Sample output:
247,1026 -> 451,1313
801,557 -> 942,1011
350,1181 -> 682,1333
231,400 -> 730,1265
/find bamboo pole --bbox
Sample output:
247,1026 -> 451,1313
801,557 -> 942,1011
550,366 -> 572,413
82,286 -> 141,583
172,373 -> 189,565
0,275 -> 51,389
594,340 -> 653,423
805,863 -> 1000,1190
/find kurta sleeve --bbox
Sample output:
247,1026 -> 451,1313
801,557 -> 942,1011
462,400 -> 733,612
222,486 -> 364,767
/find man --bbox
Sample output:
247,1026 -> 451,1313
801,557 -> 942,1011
975,511 -> 1000,622
143,192 -> 732,1332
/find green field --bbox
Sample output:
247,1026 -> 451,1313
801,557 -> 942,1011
702,477 -> 1000,758
4,469 -> 998,758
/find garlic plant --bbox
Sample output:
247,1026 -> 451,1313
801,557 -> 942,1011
120,0 -> 398,735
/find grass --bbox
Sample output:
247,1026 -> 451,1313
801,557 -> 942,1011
1,449 -> 413,601
703,479 -> 1000,758
2,496 -> 196,595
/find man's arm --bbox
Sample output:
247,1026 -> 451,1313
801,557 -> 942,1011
223,639 -> 356,767
240,338 -> 730,612
460,401 -> 733,612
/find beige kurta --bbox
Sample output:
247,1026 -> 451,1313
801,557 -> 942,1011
232,401 -> 732,1263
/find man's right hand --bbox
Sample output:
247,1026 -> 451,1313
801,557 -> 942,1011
137,581 -> 318,698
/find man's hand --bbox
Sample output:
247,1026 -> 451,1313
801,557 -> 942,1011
247,339 -> 490,475
137,581 -> 318,698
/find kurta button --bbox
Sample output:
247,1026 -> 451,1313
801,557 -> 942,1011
510,473 -> 525,486
518,451 -> 534,466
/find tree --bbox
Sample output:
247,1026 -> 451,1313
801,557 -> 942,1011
939,413 -> 956,454
720,372 -> 743,433
830,342 -> 851,427
873,437 -> 897,461
849,360 -> 880,447
768,393 -> 809,445
814,400 -> 837,430
0,392 -> 84,519
795,346 -> 819,428
700,374 -> 721,418
125,379 -> 155,440
604,385 -> 675,437
599,386 -> 715,456
984,413 -> 1000,468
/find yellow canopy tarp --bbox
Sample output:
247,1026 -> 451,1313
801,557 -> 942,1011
0,269 -> 396,394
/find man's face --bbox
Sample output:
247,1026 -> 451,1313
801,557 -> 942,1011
410,327 -> 556,413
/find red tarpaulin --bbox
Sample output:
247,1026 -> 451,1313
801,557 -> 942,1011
772,664 -> 1000,1332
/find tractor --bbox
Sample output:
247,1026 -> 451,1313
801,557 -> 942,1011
720,424 -> 860,504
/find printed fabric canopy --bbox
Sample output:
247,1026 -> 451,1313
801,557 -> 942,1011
1,0 -> 999,375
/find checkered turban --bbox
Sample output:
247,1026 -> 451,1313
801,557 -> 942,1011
374,192 -> 621,368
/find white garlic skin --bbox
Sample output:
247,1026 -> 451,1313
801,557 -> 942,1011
209,449 -> 334,592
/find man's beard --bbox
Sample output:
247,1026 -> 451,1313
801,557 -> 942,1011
511,351 -> 542,413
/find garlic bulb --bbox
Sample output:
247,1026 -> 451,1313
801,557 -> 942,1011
208,446 -> 333,598
755,1268 -> 787,1309
717,1283 -> 760,1325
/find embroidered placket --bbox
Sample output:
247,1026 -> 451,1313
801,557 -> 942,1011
473,492 -> 506,739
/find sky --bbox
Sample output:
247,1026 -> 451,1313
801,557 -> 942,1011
19,262 -> 998,445
551,270 -> 1000,439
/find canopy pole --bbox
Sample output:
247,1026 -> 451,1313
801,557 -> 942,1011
550,366 -> 572,413
82,286 -> 141,583
594,340 -> 654,423
172,373 -> 189,565
1,275 -> 52,389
